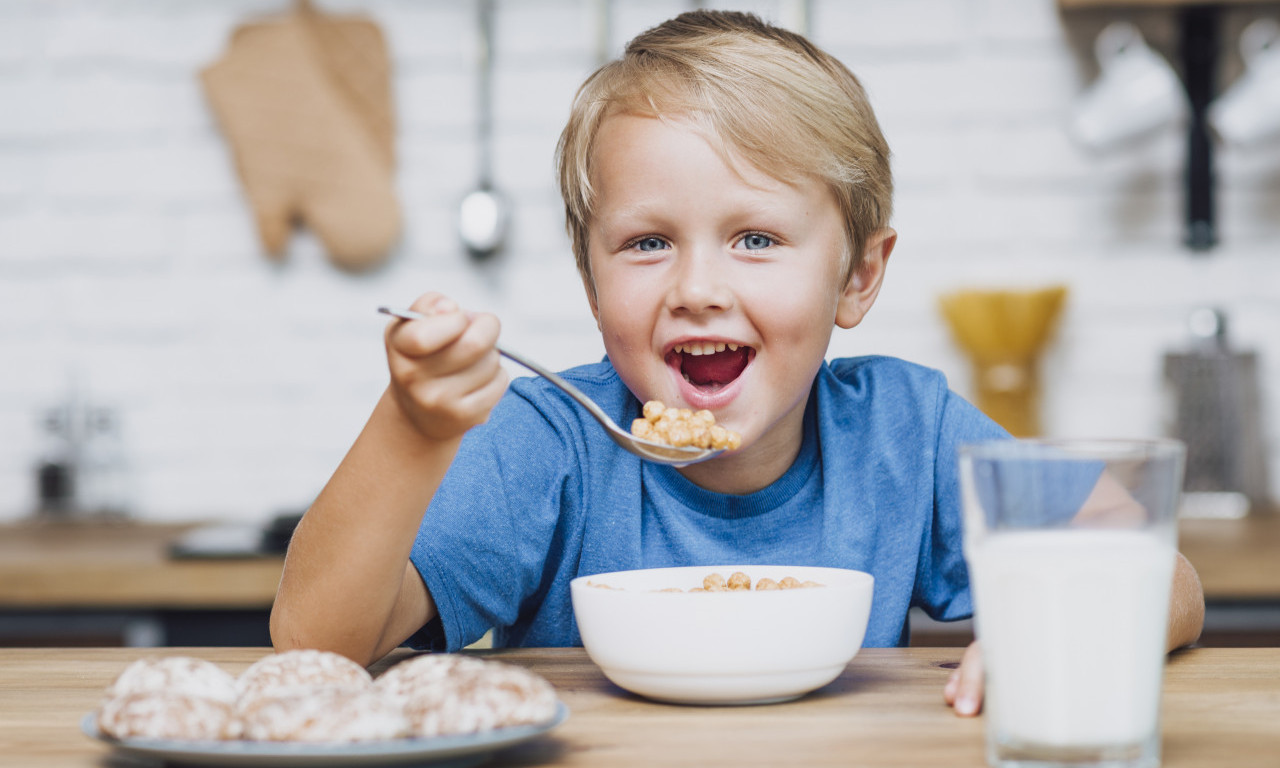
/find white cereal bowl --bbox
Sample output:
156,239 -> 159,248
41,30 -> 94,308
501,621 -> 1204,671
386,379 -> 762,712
569,565 -> 874,705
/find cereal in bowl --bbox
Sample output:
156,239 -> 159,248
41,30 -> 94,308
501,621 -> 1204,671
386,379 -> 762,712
686,571 -> 823,592
586,570 -> 826,592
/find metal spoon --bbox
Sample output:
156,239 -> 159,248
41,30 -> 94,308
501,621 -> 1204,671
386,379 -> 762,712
378,307 -> 725,467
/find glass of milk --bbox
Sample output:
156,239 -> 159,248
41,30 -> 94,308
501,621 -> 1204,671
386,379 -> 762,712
959,439 -> 1185,768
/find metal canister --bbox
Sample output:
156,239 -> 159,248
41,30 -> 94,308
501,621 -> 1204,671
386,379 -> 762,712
1163,307 -> 1270,517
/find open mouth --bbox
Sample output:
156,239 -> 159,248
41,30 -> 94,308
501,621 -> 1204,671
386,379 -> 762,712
666,341 -> 754,393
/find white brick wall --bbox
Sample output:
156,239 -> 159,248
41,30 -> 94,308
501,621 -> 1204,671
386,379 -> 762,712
2,0 -> 1278,522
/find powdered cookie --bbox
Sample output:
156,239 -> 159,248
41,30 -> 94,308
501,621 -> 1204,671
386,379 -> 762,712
106,656 -> 237,704
236,649 -> 372,703
97,691 -> 236,741
238,690 -> 409,742
397,659 -> 558,737
373,653 -> 491,706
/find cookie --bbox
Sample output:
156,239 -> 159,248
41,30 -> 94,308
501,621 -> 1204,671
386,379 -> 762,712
236,649 -> 373,703
97,691 -> 237,741
238,690 -> 408,742
373,653 -> 491,706
378,655 -> 557,737
106,656 -> 237,704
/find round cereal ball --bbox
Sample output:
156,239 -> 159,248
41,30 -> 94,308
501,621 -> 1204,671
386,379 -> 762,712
238,690 -> 409,742
97,691 -> 237,741
389,656 -> 558,737
105,656 -> 237,704
236,649 -> 373,703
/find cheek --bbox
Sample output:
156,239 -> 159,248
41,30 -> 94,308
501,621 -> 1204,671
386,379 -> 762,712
747,282 -> 840,344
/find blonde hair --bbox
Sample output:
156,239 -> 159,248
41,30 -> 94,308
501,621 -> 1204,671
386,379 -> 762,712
556,10 -> 892,291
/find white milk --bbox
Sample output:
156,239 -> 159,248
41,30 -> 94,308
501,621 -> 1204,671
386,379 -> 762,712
968,529 -> 1175,749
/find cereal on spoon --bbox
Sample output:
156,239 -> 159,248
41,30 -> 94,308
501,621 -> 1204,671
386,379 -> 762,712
630,400 -> 742,451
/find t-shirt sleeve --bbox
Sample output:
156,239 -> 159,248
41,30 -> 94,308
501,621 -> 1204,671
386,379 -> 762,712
915,388 -> 1010,622
404,381 -> 581,652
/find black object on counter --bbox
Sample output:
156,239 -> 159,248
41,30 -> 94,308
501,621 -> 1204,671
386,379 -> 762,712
168,511 -> 303,559
260,511 -> 304,554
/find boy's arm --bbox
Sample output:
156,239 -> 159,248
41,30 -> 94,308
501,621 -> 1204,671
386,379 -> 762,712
945,551 -> 1206,717
1166,550 -> 1205,651
270,294 -> 508,666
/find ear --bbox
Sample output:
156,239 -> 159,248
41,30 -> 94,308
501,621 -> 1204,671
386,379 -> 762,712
581,270 -> 603,332
835,227 -> 896,330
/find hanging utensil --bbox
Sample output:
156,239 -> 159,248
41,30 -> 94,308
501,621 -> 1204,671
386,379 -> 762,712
458,0 -> 508,260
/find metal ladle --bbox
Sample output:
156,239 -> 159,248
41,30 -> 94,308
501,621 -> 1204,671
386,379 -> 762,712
458,0 -> 508,260
378,307 -> 725,467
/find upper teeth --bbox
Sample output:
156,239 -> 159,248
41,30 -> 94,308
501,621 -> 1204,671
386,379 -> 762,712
676,342 -> 738,356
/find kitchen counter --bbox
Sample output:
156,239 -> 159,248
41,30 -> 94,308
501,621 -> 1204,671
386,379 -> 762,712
3,515 -> 1277,605
3,646 -> 1277,767
0,520 -> 281,609
1178,514 -> 1280,600
0,520 -> 283,646
2,515 -> 1278,646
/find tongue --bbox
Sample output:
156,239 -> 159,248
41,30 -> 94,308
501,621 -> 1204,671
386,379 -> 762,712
681,348 -> 749,387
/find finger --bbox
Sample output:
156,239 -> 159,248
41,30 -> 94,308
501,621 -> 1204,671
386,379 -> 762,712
412,312 -> 502,378
453,361 -> 511,419
400,353 -> 508,433
407,348 -> 504,408
386,308 -> 469,359
952,641 -> 984,717
409,292 -> 458,316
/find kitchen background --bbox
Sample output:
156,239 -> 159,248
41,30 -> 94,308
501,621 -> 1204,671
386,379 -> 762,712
2,0 -> 1278,525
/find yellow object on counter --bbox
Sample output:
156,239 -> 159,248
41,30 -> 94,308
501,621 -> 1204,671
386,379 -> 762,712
938,286 -> 1068,437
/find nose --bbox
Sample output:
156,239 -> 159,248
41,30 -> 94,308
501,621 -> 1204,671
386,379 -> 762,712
665,245 -> 734,315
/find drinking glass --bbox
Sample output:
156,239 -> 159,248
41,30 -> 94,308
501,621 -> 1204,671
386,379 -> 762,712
960,439 -> 1185,768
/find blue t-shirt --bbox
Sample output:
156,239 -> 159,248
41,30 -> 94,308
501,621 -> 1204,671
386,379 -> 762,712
408,355 -> 1008,652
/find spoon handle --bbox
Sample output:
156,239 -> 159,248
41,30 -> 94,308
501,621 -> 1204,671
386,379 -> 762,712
491,347 -> 621,433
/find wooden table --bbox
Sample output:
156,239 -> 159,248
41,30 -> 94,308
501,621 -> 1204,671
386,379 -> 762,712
1,646 -> 1276,767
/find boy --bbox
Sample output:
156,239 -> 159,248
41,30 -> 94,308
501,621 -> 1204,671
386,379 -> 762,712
271,10 -> 1204,717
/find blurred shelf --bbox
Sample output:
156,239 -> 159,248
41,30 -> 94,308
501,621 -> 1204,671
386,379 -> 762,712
0,520 -> 281,609
1178,513 -> 1280,600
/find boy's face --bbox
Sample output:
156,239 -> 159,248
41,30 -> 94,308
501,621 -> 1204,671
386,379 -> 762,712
585,113 -> 889,481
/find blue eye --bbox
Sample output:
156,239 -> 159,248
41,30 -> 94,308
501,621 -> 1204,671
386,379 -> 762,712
635,237 -> 668,252
740,233 -> 773,250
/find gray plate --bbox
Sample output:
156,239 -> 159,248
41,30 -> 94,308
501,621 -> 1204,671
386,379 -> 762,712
81,702 -> 568,767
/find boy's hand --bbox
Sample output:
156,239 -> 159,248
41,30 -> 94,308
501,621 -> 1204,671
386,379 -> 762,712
943,640 -> 984,717
384,292 -> 508,442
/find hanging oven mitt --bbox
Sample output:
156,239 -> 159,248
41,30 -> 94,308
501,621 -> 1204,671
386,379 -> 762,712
201,1 -> 400,271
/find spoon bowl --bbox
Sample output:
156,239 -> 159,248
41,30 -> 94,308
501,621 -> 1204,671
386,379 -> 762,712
378,307 -> 725,467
